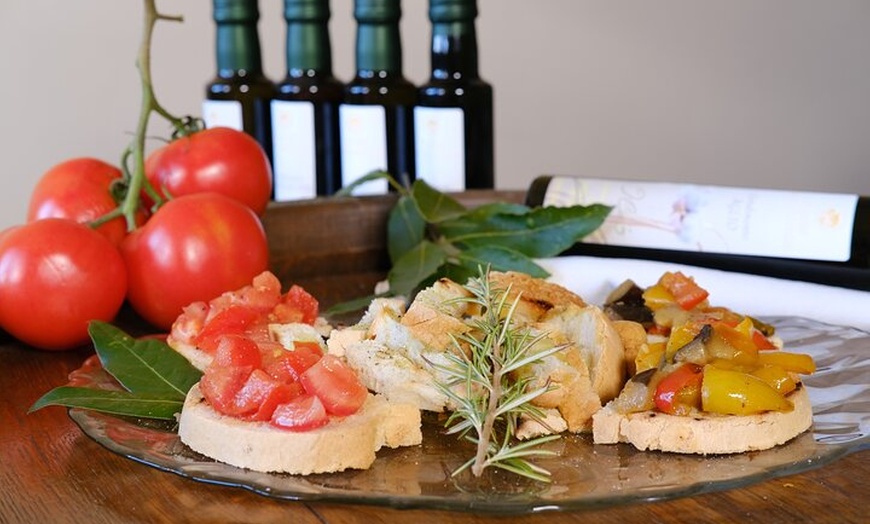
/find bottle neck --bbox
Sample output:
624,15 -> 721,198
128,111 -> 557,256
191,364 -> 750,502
215,23 -> 264,77
429,21 -> 479,80
285,22 -> 334,74
355,23 -> 402,74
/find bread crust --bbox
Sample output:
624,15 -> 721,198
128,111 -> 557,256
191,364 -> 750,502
592,385 -> 813,454
178,384 -> 422,475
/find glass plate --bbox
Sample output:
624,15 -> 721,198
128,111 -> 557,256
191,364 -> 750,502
67,316 -> 869,514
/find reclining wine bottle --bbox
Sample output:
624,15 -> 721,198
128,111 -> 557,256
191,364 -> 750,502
527,175 -> 869,290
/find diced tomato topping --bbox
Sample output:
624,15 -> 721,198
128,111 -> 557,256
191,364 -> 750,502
659,271 -> 709,310
207,271 -> 283,317
170,301 -> 209,346
300,354 -> 368,416
262,344 -> 323,382
654,363 -> 704,415
194,306 -> 262,352
271,394 -> 330,432
249,381 -> 305,421
173,272 -> 369,430
273,285 -> 319,325
293,340 -> 324,357
231,369 -> 303,420
199,364 -> 254,415
212,334 -> 263,369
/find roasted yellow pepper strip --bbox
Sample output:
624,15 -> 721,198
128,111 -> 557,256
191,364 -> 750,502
701,365 -> 793,415
757,351 -> 816,375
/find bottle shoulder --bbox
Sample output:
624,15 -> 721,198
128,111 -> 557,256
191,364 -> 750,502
344,73 -> 417,104
275,74 -> 344,101
207,76 -> 275,99
417,79 -> 493,106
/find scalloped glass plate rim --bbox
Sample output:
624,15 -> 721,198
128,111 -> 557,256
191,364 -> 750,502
66,316 -> 870,514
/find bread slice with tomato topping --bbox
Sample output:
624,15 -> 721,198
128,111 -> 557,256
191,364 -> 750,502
166,271 -> 423,475
178,385 -> 421,475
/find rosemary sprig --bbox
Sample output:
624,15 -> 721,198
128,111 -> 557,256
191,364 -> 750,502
428,267 -> 567,482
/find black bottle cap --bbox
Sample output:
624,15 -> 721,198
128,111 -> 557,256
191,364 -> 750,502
429,0 -> 477,22
284,0 -> 330,22
354,0 -> 401,24
213,0 -> 260,23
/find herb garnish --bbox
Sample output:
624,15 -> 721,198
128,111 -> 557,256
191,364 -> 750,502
331,172 -> 612,313
428,267 -> 566,482
29,321 -> 201,420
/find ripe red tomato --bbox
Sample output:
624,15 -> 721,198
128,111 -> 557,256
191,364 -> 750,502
27,158 -> 133,245
120,192 -> 269,330
0,219 -> 128,350
145,127 -> 272,215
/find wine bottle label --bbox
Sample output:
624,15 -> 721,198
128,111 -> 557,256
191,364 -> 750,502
338,104 -> 389,195
414,107 -> 466,192
270,100 -> 317,201
541,176 -> 859,262
202,99 -> 244,131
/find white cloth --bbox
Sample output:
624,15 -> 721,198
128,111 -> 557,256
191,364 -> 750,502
538,256 -> 870,332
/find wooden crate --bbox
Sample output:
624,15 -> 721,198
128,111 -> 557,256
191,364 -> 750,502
262,190 -> 526,307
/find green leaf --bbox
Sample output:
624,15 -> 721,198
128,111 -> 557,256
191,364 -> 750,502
326,293 -> 382,316
461,201 -> 531,218
89,321 -> 201,400
387,194 -> 426,264
387,240 -> 448,296
454,246 -> 550,278
439,204 -> 612,258
29,386 -> 183,420
411,179 -> 467,223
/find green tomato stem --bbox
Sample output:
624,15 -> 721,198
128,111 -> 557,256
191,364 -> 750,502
117,0 -> 187,232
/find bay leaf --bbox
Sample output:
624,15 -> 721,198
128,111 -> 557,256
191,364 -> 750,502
387,193 -> 426,264
412,179 -> 467,223
438,204 -> 612,258
455,246 -> 550,278
89,321 -> 201,400
29,386 -> 183,420
387,240 -> 447,296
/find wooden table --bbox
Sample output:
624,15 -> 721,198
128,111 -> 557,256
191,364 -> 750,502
3,194 -> 868,523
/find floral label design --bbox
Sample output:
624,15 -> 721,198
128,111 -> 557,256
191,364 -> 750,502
542,177 -> 858,262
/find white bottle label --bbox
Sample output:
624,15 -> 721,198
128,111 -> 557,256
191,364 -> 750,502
542,176 -> 859,262
414,106 -> 466,192
270,100 -> 317,201
202,99 -> 244,131
339,104 -> 389,195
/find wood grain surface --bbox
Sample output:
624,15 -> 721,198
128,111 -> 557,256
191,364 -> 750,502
3,193 -> 867,524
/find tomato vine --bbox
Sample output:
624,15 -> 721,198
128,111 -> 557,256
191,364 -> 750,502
95,0 -> 203,232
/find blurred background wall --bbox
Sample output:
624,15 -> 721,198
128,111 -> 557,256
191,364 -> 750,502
1,0 -> 869,229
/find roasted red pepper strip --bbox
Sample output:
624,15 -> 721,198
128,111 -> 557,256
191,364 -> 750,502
659,271 -> 710,310
654,362 -> 704,415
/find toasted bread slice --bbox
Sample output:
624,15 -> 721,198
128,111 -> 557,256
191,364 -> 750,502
334,272 -> 627,435
178,384 -> 422,475
591,385 -> 813,454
